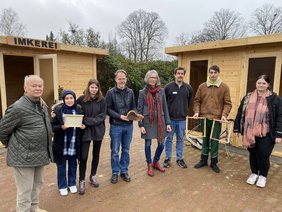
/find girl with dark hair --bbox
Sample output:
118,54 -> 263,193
234,74 -> 282,188
77,79 -> 106,194
52,90 -> 85,196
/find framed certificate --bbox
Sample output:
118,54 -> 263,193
63,114 -> 84,128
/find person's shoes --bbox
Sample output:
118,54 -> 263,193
194,160 -> 208,169
59,188 -> 68,196
35,208 -> 48,212
176,159 -> 187,168
152,161 -> 165,172
163,157 -> 171,168
256,175 -> 267,188
120,173 -> 131,182
147,163 -> 154,177
111,174 -> 119,184
246,173 -> 258,185
210,163 -> 220,173
69,185 -> 77,194
78,180 -> 85,195
90,175 -> 99,187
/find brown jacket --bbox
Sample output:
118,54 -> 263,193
193,82 -> 232,119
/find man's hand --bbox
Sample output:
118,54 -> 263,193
120,115 -> 129,121
193,113 -> 199,118
140,127 -> 146,134
221,116 -> 227,122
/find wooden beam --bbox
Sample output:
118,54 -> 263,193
0,53 -> 7,115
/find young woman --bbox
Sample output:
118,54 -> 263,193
77,79 -> 106,194
234,75 -> 282,188
52,90 -> 85,196
137,70 -> 171,177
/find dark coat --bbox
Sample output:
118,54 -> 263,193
51,103 -> 84,164
234,92 -> 282,143
0,96 -> 53,167
77,95 -> 106,141
137,87 -> 171,139
105,87 -> 136,126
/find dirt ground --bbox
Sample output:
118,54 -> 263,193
1,121 -> 282,212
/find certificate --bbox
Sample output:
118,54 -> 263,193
63,114 -> 84,128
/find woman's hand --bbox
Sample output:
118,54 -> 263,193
61,125 -> 69,130
140,127 -> 146,134
50,111 -> 56,118
167,125 -> 172,132
275,138 -> 282,144
80,124 -> 86,129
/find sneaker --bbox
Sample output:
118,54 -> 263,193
163,158 -> 171,168
59,188 -> 68,196
246,173 -> 258,185
69,185 -> 77,194
256,175 -> 267,188
176,159 -> 187,168
194,160 -> 207,169
210,163 -> 220,173
78,180 -> 85,195
90,175 -> 99,187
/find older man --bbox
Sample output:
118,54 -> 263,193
0,75 -> 53,212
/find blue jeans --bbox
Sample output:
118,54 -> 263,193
110,124 -> 133,174
165,119 -> 186,160
145,139 -> 164,163
56,155 -> 77,189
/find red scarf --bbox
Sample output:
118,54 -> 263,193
147,85 -> 165,143
243,89 -> 270,148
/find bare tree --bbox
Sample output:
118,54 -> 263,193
117,9 -> 168,62
175,32 -> 190,45
250,4 -> 282,35
0,8 -> 26,36
59,23 -> 85,46
190,9 -> 246,44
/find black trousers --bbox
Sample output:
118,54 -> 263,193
79,140 -> 102,181
248,134 -> 274,177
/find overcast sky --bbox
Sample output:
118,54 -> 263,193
1,0 -> 282,47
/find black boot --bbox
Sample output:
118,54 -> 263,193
210,157 -> 220,173
194,154 -> 208,169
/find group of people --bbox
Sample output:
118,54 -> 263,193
0,64 -> 281,212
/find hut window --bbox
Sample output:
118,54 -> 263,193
247,57 -> 275,93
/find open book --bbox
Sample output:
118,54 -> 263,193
126,110 -> 144,121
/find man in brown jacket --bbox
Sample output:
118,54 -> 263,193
193,65 -> 232,173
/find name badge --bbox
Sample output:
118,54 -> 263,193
172,91 -> 177,94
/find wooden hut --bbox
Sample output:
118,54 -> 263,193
165,33 -> 282,156
0,36 -> 108,117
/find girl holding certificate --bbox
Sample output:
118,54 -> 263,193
51,90 -> 85,196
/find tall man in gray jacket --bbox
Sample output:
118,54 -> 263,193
0,75 -> 53,212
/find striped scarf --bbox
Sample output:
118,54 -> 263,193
243,89 -> 270,148
147,85 -> 165,143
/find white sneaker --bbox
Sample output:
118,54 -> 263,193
59,188 -> 68,196
69,185 -> 77,194
246,173 -> 258,185
256,175 -> 267,188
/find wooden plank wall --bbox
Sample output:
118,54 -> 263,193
57,53 -> 97,97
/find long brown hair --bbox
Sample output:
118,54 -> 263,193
83,79 -> 103,102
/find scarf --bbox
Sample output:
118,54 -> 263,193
62,90 -> 77,150
207,76 -> 222,87
147,85 -> 165,144
243,89 -> 270,148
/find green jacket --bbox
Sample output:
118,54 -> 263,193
0,95 -> 53,167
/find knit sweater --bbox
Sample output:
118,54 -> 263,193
193,82 -> 232,119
